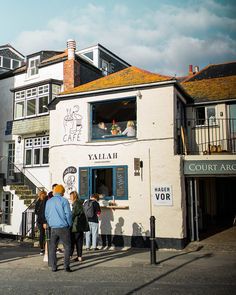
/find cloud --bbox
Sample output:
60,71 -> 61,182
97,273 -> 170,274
13,0 -> 236,76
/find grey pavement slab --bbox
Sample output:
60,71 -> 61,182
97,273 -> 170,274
0,237 -> 236,294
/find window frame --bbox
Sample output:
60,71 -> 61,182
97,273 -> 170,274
195,105 -> 217,126
27,56 -> 40,77
90,97 -> 137,141
24,136 -> 49,167
79,165 -> 128,200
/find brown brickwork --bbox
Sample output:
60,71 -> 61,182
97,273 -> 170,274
63,59 -> 81,91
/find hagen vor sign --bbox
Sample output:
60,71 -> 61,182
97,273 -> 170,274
153,185 -> 173,206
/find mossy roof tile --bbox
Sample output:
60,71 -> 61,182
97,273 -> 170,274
60,66 -> 173,95
182,75 -> 236,102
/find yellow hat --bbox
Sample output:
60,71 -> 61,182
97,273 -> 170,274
53,184 -> 65,195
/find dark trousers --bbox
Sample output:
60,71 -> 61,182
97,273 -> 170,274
37,222 -> 45,250
71,231 -> 84,257
49,227 -> 71,270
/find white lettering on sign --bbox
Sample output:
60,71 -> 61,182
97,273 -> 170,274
188,163 -> 236,172
153,185 -> 173,206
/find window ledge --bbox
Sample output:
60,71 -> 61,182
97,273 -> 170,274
101,205 -> 129,209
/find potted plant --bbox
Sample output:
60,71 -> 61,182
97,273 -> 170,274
111,120 -> 120,135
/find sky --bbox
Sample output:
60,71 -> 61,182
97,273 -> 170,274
1,0 -> 236,76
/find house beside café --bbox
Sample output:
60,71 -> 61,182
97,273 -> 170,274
0,40 -> 130,235
181,61 -> 236,241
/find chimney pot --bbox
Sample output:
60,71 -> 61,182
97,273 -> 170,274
194,66 -> 199,73
67,39 -> 76,60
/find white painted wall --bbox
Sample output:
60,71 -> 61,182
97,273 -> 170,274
49,85 -> 186,240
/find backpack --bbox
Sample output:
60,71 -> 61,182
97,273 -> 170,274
83,199 -> 95,218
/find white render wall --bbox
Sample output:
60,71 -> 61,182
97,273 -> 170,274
14,62 -> 64,88
49,85 -> 186,240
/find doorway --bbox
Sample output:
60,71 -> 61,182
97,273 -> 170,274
187,177 -> 236,241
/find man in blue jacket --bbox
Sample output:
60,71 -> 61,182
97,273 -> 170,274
45,184 -> 72,272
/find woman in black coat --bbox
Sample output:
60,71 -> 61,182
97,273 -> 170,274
70,191 -> 89,261
35,190 -> 48,255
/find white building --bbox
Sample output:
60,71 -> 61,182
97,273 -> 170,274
0,40 -> 130,235
49,66 -> 191,249
48,62 -> 236,249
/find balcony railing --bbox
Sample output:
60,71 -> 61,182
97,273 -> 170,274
177,118 -> 236,155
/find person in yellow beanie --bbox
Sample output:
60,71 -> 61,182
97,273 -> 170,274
45,184 -> 72,272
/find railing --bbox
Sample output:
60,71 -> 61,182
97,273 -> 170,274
177,118 -> 236,155
0,156 -> 47,240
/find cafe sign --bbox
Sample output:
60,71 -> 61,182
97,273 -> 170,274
184,160 -> 236,175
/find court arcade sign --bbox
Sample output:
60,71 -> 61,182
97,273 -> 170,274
184,160 -> 236,175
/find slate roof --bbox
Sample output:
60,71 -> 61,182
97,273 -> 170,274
182,61 -> 236,103
61,66 -> 173,95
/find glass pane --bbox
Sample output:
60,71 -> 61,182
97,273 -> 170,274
34,149 -> 40,165
196,107 -> 205,125
207,107 -> 216,125
3,57 -> 11,68
91,98 -> 136,139
38,96 -> 49,113
27,99 -> 36,116
25,150 -> 32,165
12,60 -> 20,69
15,102 -> 24,118
79,168 -> 89,198
42,148 -> 49,164
92,168 -> 113,197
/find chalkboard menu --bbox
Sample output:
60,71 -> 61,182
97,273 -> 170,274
116,167 -> 126,197
79,168 -> 88,197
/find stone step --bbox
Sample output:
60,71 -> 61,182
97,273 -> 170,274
24,199 -> 36,206
19,195 -> 37,200
10,185 -> 29,190
15,190 -> 32,195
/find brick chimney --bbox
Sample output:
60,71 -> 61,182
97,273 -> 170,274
188,64 -> 193,75
63,39 -> 80,91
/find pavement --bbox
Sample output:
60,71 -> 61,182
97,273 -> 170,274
0,227 -> 236,295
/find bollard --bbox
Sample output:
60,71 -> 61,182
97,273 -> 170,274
150,215 -> 157,264
45,225 -> 51,267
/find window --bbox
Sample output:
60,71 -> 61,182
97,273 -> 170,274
196,106 -> 216,125
28,56 -> 40,77
79,166 -> 128,200
2,57 -> 11,69
14,84 -> 51,119
101,59 -> 109,75
12,59 -> 21,69
24,136 -> 49,167
83,51 -> 93,61
26,98 -> 36,116
91,97 -> 136,140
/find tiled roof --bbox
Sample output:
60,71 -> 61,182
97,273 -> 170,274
61,66 -> 173,95
182,75 -> 236,102
41,50 -> 68,63
184,61 -> 236,82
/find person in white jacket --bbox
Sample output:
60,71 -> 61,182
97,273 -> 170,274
122,120 -> 136,137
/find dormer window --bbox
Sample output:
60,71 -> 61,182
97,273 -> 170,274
28,56 -> 40,77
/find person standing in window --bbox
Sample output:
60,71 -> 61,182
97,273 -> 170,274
84,193 -> 101,251
35,190 -> 48,255
70,191 -> 89,262
122,120 -> 136,137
